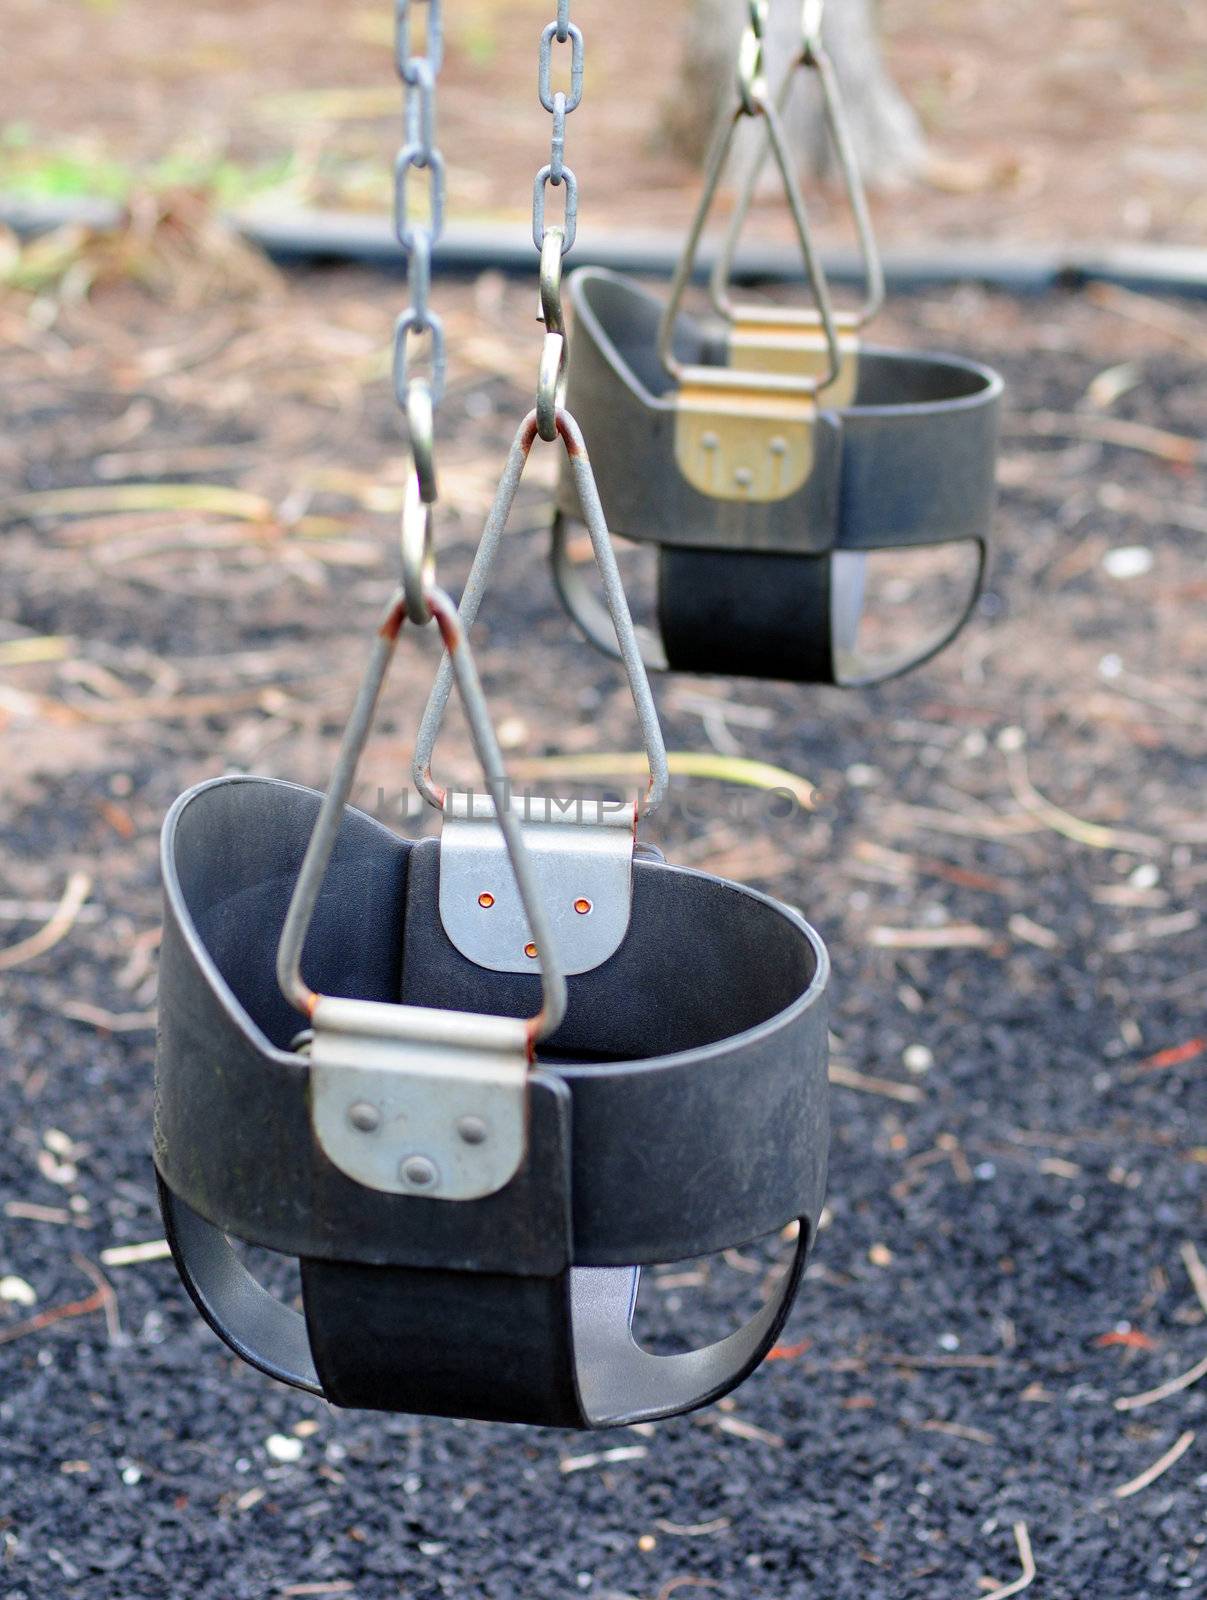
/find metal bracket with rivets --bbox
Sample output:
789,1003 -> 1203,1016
438,792 -> 636,978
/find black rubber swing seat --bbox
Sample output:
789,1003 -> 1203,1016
154,776 -> 830,1428
552,269 -> 1005,685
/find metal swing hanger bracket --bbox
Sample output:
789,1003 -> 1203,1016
440,791 -> 637,977
710,0 -> 885,338
276,583 -> 570,1203
415,397 -> 663,967
409,403 -> 668,822
656,3 -> 842,504
715,2 -> 884,414
309,996 -> 531,1202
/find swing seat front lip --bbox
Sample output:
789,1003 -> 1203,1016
155,774 -> 830,1274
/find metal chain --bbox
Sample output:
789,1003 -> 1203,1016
532,0 -> 583,254
393,0 -> 445,623
531,2 -> 584,440
411,3 -> 669,818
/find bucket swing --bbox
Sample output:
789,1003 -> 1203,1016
551,0 -> 1004,686
154,1 -> 832,1429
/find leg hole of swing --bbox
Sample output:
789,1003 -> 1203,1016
627,1224 -> 800,1357
835,539 -> 982,683
225,1236 -> 304,1312
557,518 -> 665,656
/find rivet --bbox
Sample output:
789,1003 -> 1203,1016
573,898 -> 592,915
524,942 -> 539,960
734,466 -> 754,488
401,1155 -> 438,1188
457,1115 -> 488,1146
478,892 -> 495,909
347,1102 -> 380,1134
769,436 -> 788,456
700,431 -> 719,451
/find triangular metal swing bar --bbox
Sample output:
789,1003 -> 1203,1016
654,47 -> 841,397
413,408 -> 669,819
709,19 -> 885,336
278,582 -> 568,1044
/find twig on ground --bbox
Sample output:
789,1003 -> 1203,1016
656,1579 -> 722,1600
74,1253 -> 121,1344
1086,282 -> 1207,355
559,1446 -> 648,1476
1112,1431 -> 1196,1499
100,1239 -> 172,1268
0,1256 -> 113,1346
60,1001 -> 157,1033
828,1063 -> 925,1105
1115,1351 -> 1207,1413
506,752 -> 818,811
3,482 -> 275,525
853,839 -> 1011,896
1008,913 -> 1061,951
1009,411 -> 1202,466
43,684 -> 301,726
1179,1242 -> 1207,1317
0,636 -> 73,667
1106,912 -> 1201,956
889,1354 -> 1001,1371
869,924 -> 997,951
881,802 -> 1044,847
1000,732 -> 1162,855
4,1201 -> 73,1225
653,1518 -> 731,1538
0,871 -> 91,972
920,1419 -> 996,1446
1121,1038 -> 1205,1079
979,1523 -> 1036,1600
711,1415 -> 785,1448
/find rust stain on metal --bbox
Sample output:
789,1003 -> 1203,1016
557,411 -> 584,455
379,600 -> 405,642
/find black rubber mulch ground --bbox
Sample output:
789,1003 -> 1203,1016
0,272 -> 1204,1599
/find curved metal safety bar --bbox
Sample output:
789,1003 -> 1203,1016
413,408 -> 669,817
155,775 -> 830,1426
159,1180 -> 809,1427
569,1235 -> 807,1427
709,5 -> 884,334
656,18 -> 840,394
552,518 -> 988,688
277,584 -> 568,1043
553,269 -> 1003,687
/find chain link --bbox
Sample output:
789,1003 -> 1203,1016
393,1 -> 447,412
532,4 -> 582,255
531,5 -> 585,438
392,1 -> 445,622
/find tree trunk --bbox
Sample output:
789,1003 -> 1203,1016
665,0 -> 926,190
